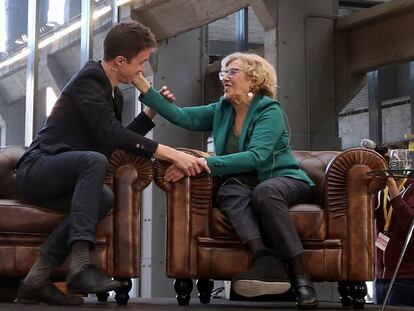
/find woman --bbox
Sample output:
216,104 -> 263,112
373,144 -> 414,307
15,21 -> 209,306
133,52 -> 318,309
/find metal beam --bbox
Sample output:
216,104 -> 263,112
80,0 -> 93,67
25,0 -> 40,146
368,70 -> 382,143
235,7 -> 248,52
112,0 -> 119,24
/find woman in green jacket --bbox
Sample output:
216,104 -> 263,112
133,52 -> 318,309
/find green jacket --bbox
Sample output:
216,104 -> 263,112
140,87 -> 314,186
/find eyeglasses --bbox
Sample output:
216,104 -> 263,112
218,68 -> 244,80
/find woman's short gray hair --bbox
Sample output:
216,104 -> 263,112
221,52 -> 277,98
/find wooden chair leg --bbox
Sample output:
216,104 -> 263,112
174,278 -> 193,305
196,279 -> 214,304
350,281 -> 367,309
338,281 -> 353,307
114,278 -> 132,305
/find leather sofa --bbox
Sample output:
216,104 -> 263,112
0,145 -> 153,305
153,147 -> 387,309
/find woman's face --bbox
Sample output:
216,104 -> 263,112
221,59 -> 253,102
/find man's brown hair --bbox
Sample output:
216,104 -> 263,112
103,21 -> 157,61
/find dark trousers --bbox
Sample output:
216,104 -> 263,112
375,278 -> 414,307
216,176 -> 313,261
16,150 -> 114,265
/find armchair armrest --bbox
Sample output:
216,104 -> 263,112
105,149 -> 153,278
324,147 -> 387,280
153,148 -> 214,277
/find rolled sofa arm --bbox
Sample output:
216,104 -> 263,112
105,149 -> 153,278
324,147 -> 388,280
153,148 -> 214,277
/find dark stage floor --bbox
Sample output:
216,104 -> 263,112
0,298 -> 410,311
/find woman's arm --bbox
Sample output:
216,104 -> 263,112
132,73 -> 215,131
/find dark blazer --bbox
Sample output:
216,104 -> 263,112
17,60 -> 158,168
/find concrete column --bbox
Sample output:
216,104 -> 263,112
255,0 -> 339,150
146,28 -> 207,298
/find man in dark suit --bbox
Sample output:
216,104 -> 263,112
15,21 -> 209,305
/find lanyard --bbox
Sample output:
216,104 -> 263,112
382,178 -> 407,235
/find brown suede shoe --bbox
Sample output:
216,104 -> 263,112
17,280 -> 84,305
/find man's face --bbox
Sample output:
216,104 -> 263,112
117,48 -> 152,84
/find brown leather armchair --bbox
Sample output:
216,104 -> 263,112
0,146 -> 152,305
153,148 -> 387,309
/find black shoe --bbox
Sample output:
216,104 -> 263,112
66,264 -> 122,294
292,276 -> 319,309
17,280 -> 84,305
231,249 -> 291,297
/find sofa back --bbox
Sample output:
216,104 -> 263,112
0,146 -> 26,199
293,150 -> 340,205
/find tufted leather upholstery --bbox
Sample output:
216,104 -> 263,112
153,148 -> 388,303
0,146 -> 152,303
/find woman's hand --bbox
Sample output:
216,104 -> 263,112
132,72 -> 150,94
159,86 -> 176,102
171,151 -> 210,177
154,145 -> 210,177
165,164 -> 186,182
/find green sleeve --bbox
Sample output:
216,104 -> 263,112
207,105 -> 284,176
139,87 -> 216,131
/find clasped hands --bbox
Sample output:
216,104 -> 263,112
133,72 -> 209,183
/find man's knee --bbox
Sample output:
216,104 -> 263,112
99,185 -> 114,219
80,151 -> 108,172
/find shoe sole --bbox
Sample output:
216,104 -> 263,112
17,298 -> 39,304
67,283 -> 122,295
232,280 -> 291,297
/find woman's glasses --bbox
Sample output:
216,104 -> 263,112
218,68 -> 244,80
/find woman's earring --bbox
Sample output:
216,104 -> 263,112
247,91 -> 253,98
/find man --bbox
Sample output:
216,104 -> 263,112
15,21 -> 209,305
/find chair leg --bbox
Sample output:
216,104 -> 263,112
196,279 -> 214,304
0,277 -> 20,302
350,281 -> 367,309
96,292 -> 109,302
337,281 -> 353,307
114,278 -> 132,306
174,278 -> 193,305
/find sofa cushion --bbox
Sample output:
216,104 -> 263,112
210,203 -> 326,241
0,200 -> 112,240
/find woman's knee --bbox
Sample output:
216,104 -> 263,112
253,180 -> 279,204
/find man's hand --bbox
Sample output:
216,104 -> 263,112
159,86 -> 176,102
171,151 -> 210,177
165,164 -> 186,182
143,107 -> 156,119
